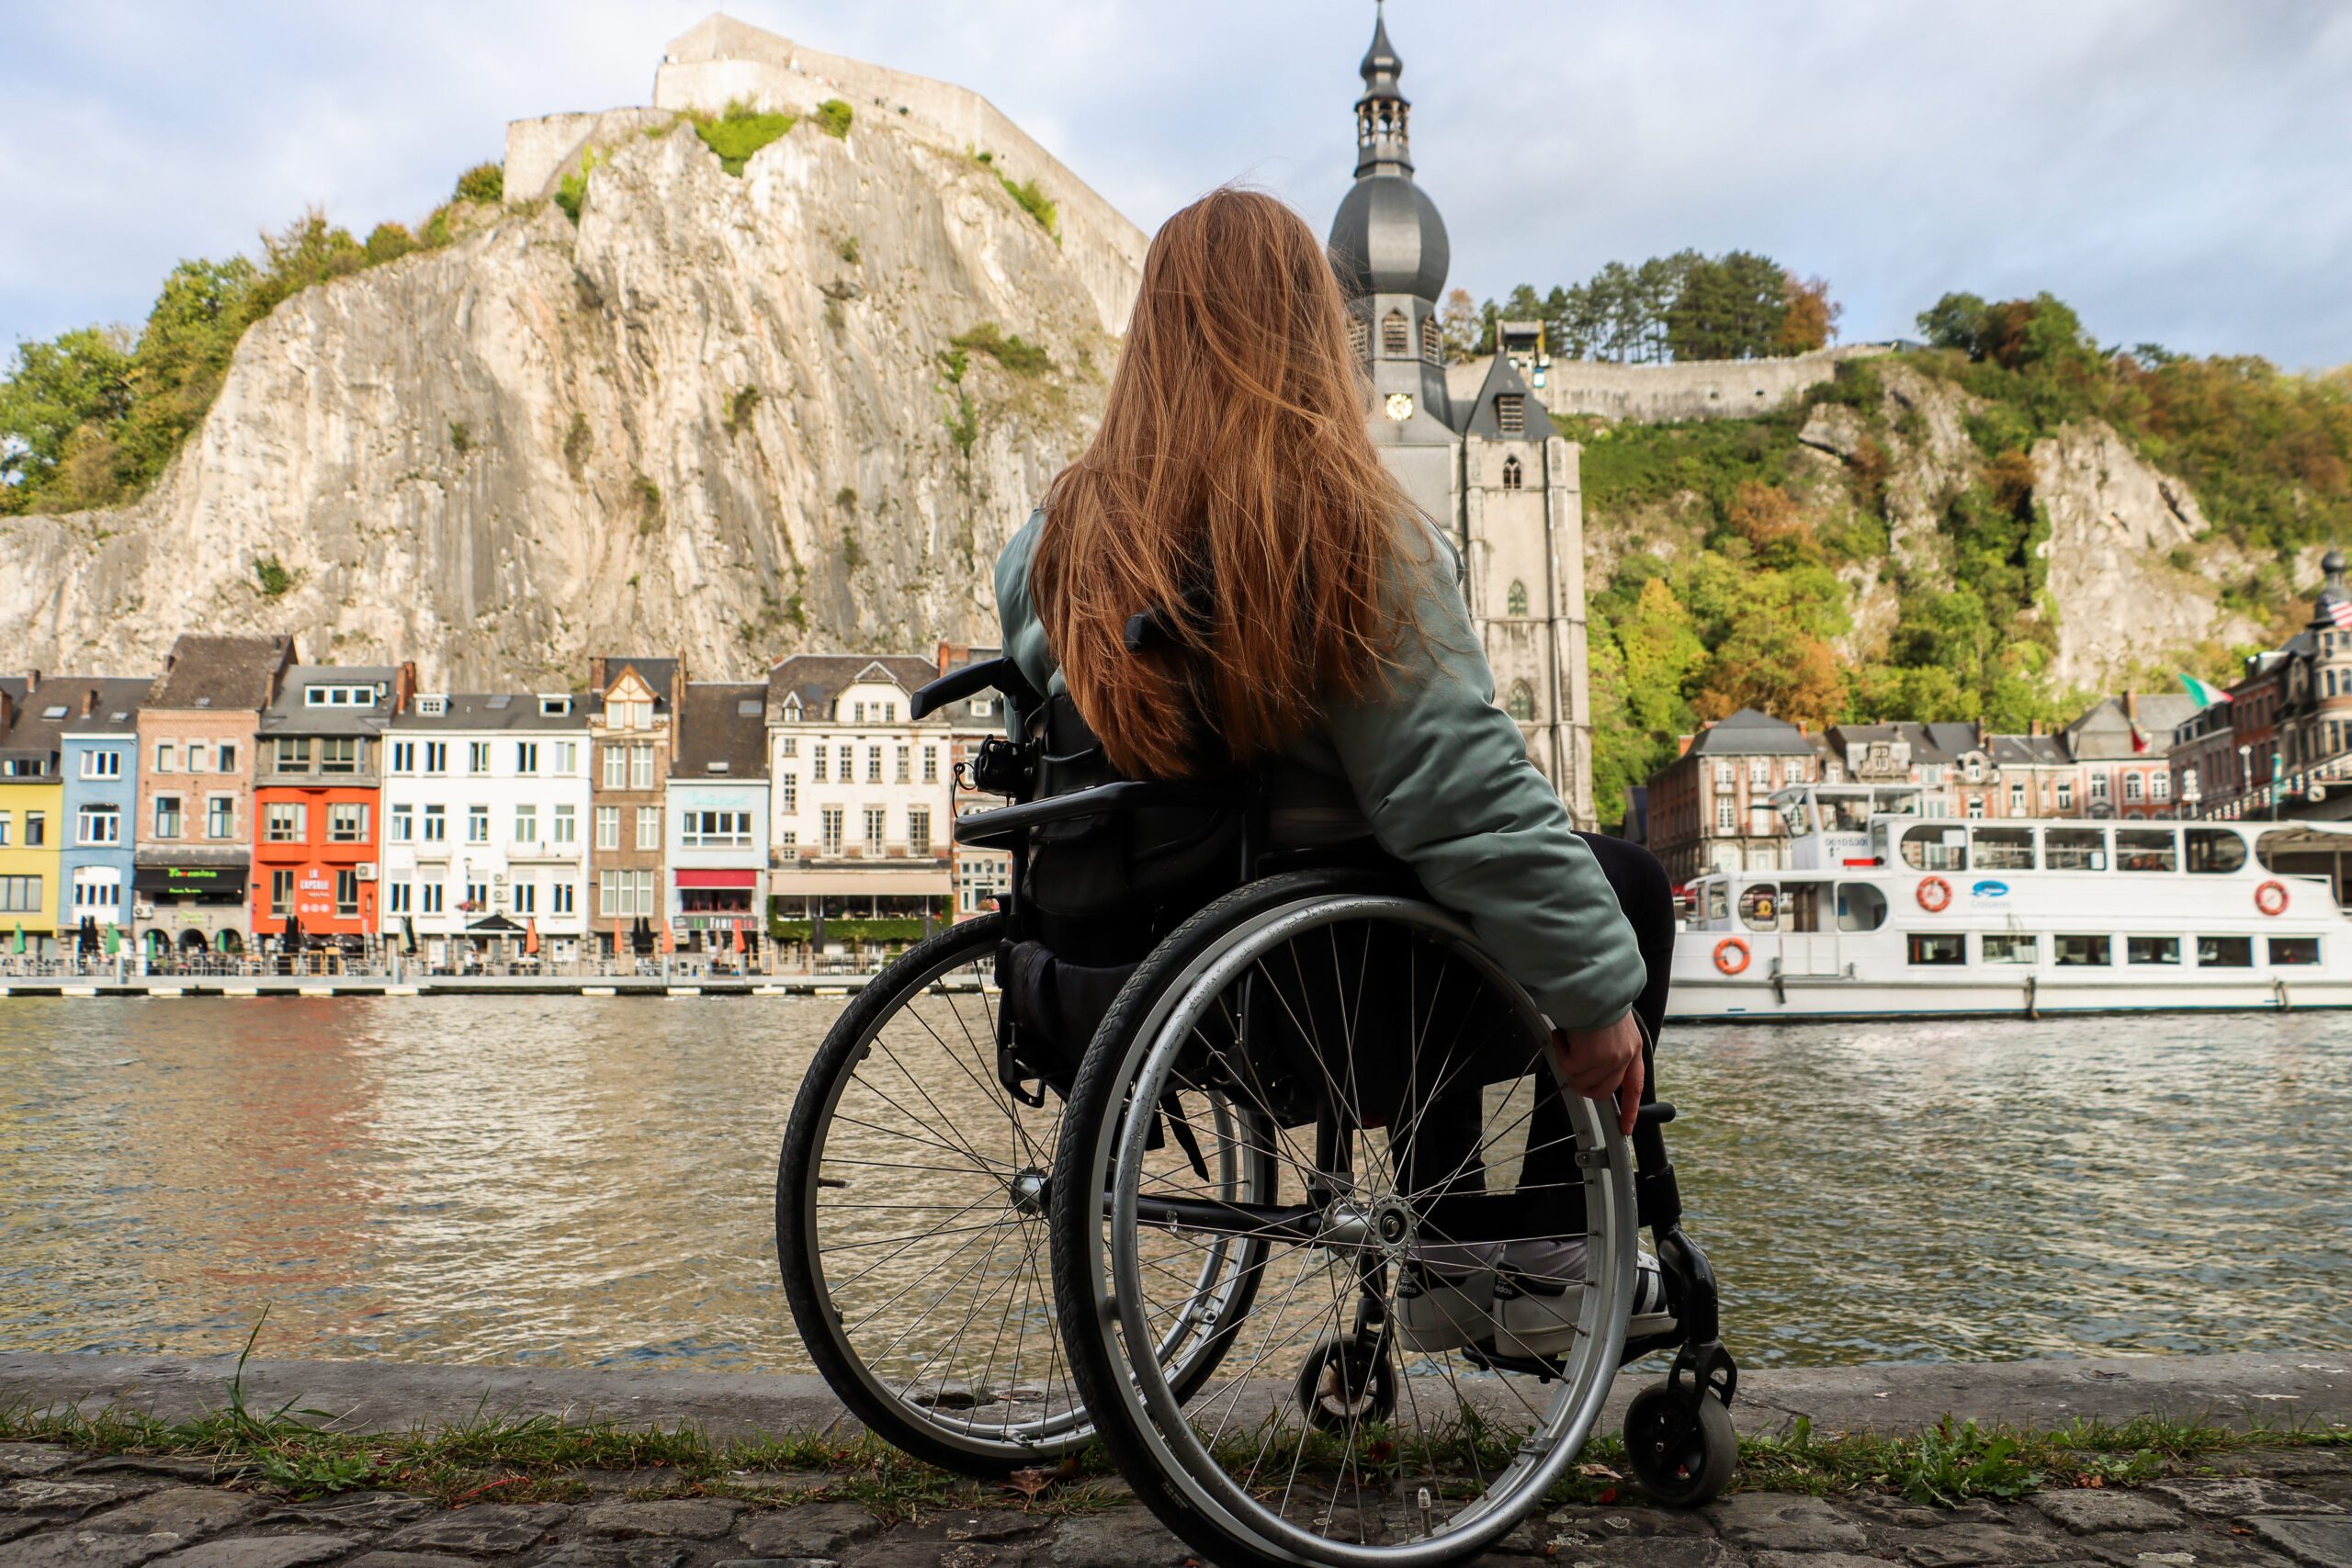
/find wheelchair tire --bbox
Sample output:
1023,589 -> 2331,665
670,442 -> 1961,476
1052,870 -> 1641,1567
1623,1381 -> 1736,1507
778,912 -> 1272,1475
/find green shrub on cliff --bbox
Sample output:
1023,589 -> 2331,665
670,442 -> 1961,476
693,101 -> 797,175
998,175 -> 1057,240
454,163 -> 504,205
812,98 -> 854,139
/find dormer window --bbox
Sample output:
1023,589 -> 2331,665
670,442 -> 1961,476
1419,316 -> 1442,365
784,695 -> 802,721
1500,455 -> 1523,491
538,695 -> 571,717
418,694 -> 447,716
1496,394 -> 1525,436
1381,310 -> 1408,357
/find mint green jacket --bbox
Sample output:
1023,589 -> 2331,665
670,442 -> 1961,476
992,508 -> 1643,1033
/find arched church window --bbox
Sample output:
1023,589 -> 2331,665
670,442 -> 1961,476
1506,681 -> 1536,722
1500,455 -> 1523,491
1348,313 -> 1369,363
1382,310 -> 1408,357
1495,393 -> 1525,436
1506,580 -> 1528,616
1420,316 -> 1442,364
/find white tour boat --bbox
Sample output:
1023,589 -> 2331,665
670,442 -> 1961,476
1668,784 -> 2352,1019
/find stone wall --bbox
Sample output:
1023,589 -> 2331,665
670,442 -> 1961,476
1540,344 -> 1892,424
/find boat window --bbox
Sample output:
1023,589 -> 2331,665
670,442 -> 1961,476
1899,823 -> 1968,872
2126,935 -> 2181,965
2269,935 -> 2321,966
2045,828 -> 2108,872
2256,827 -> 2352,881
1738,883 -> 1781,931
2197,935 -> 2253,967
1836,883 -> 1888,932
1704,883 -> 1729,922
1778,796 -> 1811,836
1982,932 -> 2037,964
2053,934 -> 2110,966
1905,932 -> 1965,965
1971,826 -> 2036,871
1828,795 -> 1873,832
2115,829 -> 2177,873
2183,829 -> 2248,874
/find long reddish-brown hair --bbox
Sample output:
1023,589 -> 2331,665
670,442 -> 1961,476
1031,187 -> 1424,780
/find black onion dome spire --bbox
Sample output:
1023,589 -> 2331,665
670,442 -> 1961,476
2313,547 -> 2351,627
1327,4 -> 1450,303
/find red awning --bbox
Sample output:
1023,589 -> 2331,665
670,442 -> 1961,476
674,869 -> 758,889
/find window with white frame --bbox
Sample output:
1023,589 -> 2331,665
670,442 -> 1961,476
552,882 -> 575,915
865,806 -> 887,852
812,748 -> 828,784
424,741 -> 447,773
595,806 -> 619,850
630,744 -> 656,789
71,868 -> 121,916
327,804 -> 368,843
390,806 -> 413,842
516,742 -> 539,774
2153,772 -> 2171,801
423,883 -> 444,915
865,746 -> 883,784
468,741 -> 491,773
779,773 -> 797,813
77,807 -> 120,845
2092,773 -> 2109,801
81,749 -> 122,780
1748,757 -> 1770,784
895,747 -> 910,784
909,807 -> 931,856
319,737 -> 359,774
390,740 -> 415,773
922,747 -> 938,784
603,746 -> 627,789
553,740 -> 578,773
1714,800 -> 1735,832
552,804 -> 576,844
206,797 -> 232,839
636,806 -> 660,848
386,882 -> 412,916
514,880 -> 536,916
514,804 -> 538,843
682,810 -> 753,848
837,744 -> 853,781
423,805 -> 447,842
821,807 -> 844,856
2124,773 -> 2143,802
467,805 -> 489,843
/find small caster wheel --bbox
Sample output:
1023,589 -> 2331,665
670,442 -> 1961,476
1623,1379 -> 1736,1506
1294,1337 -> 1395,1433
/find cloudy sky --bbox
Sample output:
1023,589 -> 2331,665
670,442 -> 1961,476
5,0 -> 2348,367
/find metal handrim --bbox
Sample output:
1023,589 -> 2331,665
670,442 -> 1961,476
1082,894 -> 1637,1566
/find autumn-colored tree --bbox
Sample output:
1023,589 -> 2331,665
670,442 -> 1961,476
1439,288 -> 1482,363
1725,479 -> 1810,558
1774,273 -> 1840,355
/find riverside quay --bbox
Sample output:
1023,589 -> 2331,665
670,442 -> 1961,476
0,637 -> 1012,977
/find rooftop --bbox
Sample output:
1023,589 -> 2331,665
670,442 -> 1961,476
767,653 -> 944,723
1683,707 -> 1814,759
149,635 -> 295,713
673,682 -> 770,780
389,693 -> 591,733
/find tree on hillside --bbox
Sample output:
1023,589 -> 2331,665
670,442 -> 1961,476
1439,288 -> 1482,363
0,327 -> 133,511
1666,251 -> 1792,362
1776,274 -> 1841,355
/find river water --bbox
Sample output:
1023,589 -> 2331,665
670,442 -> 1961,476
2,998 -> 2346,1371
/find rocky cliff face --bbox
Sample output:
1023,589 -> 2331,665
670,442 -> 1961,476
0,111 -> 1136,685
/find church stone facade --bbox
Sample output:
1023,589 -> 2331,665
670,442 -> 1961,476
1328,12 -> 1596,825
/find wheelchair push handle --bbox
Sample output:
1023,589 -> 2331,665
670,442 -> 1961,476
910,655 -> 1042,722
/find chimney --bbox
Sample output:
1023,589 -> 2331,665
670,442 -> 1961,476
2124,692 -> 2138,721
24,671 -> 40,694
1675,733 -> 1694,758
589,656 -> 609,693
80,687 -> 96,717
2029,718 -> 2041,738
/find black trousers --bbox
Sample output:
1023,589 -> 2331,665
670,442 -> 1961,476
1389,832 -> 1676,1243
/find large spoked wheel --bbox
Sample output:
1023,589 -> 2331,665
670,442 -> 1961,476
1052,872 -> 1640,1567
778,913 -> 1272,1475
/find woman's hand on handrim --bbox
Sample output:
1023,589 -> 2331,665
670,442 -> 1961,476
1553,1014 -> 1644,1137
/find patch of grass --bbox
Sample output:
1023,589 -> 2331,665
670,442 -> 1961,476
998,174 -> 1057,241
945,389 -> 978,456
447,420 -> 472,456
723,385 -> 763,436
937,345 -> 969,385
253,555 -> 295,597
694,100 -> 797,175
834,486 -> 857,510
554,148 -> 605,224
562,412 -> 592,479
837,234 -> 861,265
631,471 -> 662,535
951,322 -> 1049,378
812,98 -> 854,140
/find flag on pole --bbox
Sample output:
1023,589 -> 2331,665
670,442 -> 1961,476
2178,673 -> 2233,708
2331,599 -> 2352,630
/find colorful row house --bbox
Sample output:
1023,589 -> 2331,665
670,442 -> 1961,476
253,664 -> 417,956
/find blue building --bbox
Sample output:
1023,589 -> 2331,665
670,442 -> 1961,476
56,677 -> 151,948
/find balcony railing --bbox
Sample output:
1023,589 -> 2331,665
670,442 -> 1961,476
2181,750 -> 2352,821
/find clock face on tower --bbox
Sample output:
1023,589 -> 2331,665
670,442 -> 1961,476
1384,391 -> 1415,423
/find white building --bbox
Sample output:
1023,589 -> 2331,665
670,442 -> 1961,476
765,656 -> 955,926
665,682 -> 770,958
381,692 -> 594,966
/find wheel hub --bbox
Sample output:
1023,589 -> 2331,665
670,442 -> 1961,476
1008,1167 -> 1049,1216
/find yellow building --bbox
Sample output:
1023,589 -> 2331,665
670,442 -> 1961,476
0,677 -> 68,956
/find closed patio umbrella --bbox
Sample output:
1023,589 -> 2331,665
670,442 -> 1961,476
525,918 -> 540,957
103,923 -> 120,956
657,919 -> 675,956
733,922 -> 747,955
10,925 -> 22,954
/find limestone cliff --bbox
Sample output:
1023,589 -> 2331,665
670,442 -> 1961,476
0,106 -> 1136,686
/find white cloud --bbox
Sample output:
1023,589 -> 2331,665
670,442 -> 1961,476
3,0 -> 2346,366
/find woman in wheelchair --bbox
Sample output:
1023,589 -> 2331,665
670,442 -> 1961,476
777,187 -> 1733,1564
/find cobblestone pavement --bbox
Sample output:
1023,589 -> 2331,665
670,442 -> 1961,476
5,1442 -> 2350,1568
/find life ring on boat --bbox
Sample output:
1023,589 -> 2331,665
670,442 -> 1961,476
2255,879 -> 2290,917
1713,937 -> 1751,976
1916,875 -> 1953,913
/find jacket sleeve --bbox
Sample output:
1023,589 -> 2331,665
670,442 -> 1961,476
993,508 -> 1058,735
1321,529 -> 1645,1033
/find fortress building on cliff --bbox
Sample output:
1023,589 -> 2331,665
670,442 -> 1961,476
1329,10 -> 1598,822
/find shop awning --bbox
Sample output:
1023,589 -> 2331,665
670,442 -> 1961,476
674,868 -> 758,889
768,868 -> 953,896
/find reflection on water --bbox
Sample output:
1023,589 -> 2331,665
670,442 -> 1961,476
0,999 -> 2345,1370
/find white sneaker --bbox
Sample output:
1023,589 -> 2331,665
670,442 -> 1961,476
1492,1240 -> 1676,1359
1392,1242 -> 1499,1352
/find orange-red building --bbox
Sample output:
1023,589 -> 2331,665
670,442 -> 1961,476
250,663 -> 414,953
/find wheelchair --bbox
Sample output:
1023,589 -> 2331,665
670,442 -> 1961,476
776,651 -> 1737,1563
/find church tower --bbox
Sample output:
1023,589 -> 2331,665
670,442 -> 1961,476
1328,6 -> 1596,824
